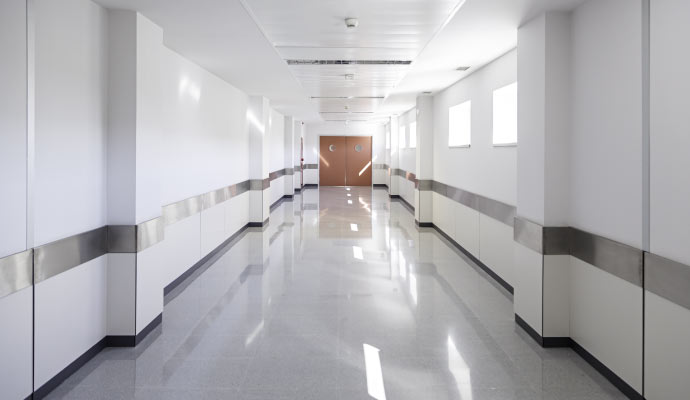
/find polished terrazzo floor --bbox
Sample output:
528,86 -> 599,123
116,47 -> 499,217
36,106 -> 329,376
47,187 -> 627,400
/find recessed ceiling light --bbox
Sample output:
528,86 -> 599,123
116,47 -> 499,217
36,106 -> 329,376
345,18 -> 359,29
422,91 -> 432,95
456,66 -> 470,71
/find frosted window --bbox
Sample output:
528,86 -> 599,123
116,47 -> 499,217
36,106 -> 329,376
448,101 -> 471,147
391,123 -> 398,151
385,125 -> 390,149
399,124 -> 407,149
409,121 -> 417,148
493,82 -> 518,145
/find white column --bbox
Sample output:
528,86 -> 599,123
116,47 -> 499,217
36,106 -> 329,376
389,116 -> 400,196
284,115 -> 295,196
0,2 -> 33,399
293,120 -> 302,190
514,11 -> 571,339
105,10 -> 138,339
248,96 -> 271,225
415,95 -> 433,224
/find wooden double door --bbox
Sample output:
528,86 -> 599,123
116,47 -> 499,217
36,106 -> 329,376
319,136 -> 372,186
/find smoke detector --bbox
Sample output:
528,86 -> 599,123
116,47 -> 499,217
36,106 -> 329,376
345,74 -> 355,80
456,66 -> 470,71
345,18 -> 359,29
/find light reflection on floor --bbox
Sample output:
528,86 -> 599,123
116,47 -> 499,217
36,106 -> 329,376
47,187 -> 627,400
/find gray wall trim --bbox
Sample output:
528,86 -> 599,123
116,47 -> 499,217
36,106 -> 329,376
0,250 -> 33,299
645,253 -> 690,312
394,171 -> 517,227
268,168 -> 293,180
373,163 -> 389,170
34,227 -> 108,283
392,168 -> 418,185
569,228 -> 643,287
476,194 -> 516,227
303,163 -> 318,169
294,165 -> 301,170
514,217 -> 544,254
107,226 -> 136,253
249,179 -> 264,190
3,177 -> 257,287
201,188 -> 229,210
514,219 -> 644,287
163,195 -> 202,226
513,217 -> 570,255
543,227 -> 570,255
163,179 -> 251,226
426,178 -> 516,227
417,179 -> 433,191
137,217 -> 164,252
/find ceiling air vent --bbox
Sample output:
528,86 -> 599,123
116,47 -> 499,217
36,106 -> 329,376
286,59 -> 412,65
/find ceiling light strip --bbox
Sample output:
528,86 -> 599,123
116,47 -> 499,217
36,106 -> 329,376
311,96 -> 384,99
287,60 -> 412,65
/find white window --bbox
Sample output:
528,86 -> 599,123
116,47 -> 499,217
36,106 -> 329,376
385,125 -> 391,149
492,82 -> 518,145
399,124 -> 407,149
409,121 -> 417,148
391,122 -> 398,151
448,100 -> 471,147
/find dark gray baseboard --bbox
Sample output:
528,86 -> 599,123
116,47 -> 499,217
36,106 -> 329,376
270,194 -> 293,211
164,222 -> 253,296
33,338 -> 106,399
247,218 -> 269,228
105,313 -> 163,348
430,223 -> 514,294
390,195 -> 415,213
515,314 -> 643,400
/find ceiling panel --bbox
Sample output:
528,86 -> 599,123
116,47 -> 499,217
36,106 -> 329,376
314,97 -> 384,113
95,0 -> 589,124
242,0 -> 464,122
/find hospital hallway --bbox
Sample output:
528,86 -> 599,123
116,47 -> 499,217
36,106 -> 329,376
44,187 -> 626,400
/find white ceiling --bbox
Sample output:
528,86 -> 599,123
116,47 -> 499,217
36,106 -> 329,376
94,0 -> 588,124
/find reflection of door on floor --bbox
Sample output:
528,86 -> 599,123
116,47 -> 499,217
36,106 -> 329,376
319,136 -> 372,186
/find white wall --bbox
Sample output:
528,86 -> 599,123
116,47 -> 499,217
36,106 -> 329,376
269,109 -> 285,173
0,0 -> 27,257
34,0 -> 108,246
132,12 -> 256,332
569,0 -> 644,249
397,108 -> 416,174
433,49 -> 517,206
650,0 -> 690,266
647,1 -> 690,398
136,14 -> 250,219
